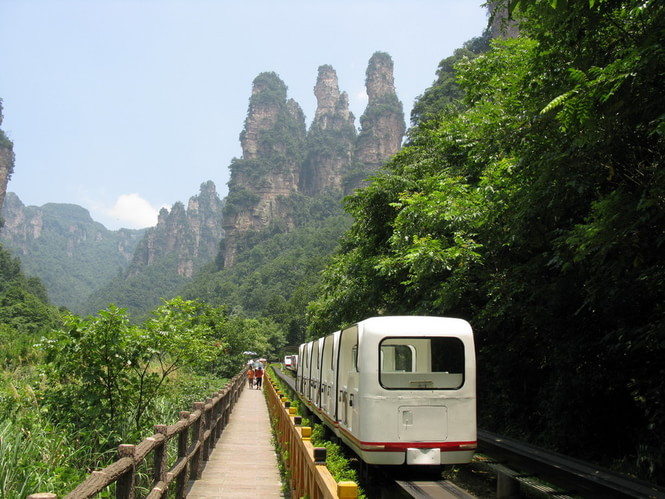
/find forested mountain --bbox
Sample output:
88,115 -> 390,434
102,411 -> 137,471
184,198 -> 351,347
0,193 -> 144,312
80,181 -> 224,320
308,0 -> 665,484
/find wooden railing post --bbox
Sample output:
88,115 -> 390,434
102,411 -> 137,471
189,401 -> 206,480
116,444 -> 136,499
153,424 -> 168,489
175,411 -> 190,499
203,397 -> 213,461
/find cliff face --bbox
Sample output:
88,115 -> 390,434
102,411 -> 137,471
0,192 -> 144,310
351,52 -> 406,189
0,100 -> 14,215
222,72 -> 308,267
301,65 -> 357,195
129,180 -> 224,278
222,53 -> 405,268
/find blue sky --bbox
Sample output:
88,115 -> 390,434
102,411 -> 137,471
1,1 -> 489,230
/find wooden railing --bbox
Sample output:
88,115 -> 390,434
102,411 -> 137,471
28,368 -> 247,499
265,371 -> 358,499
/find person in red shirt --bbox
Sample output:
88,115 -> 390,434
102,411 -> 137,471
254,367 -> 263,389
247,368 -> 255,388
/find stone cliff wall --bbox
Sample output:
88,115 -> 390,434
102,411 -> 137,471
301,65 -> 357,196
0,100 -> 14,215
222,53 -> 405,268
352,52 -> 406,190
129,180 -> 224,278
222,72 -> 308,267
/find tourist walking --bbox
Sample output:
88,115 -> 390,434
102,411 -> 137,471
255,367 -> 263,389
247,367 -> 255,388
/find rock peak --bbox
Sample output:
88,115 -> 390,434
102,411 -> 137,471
365,51 -> 397,101
0,99 -> 15,214
223,55 -> 405,267
351,52 -> 405,188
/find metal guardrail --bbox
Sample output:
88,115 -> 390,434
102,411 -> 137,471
478,429 -> 665,499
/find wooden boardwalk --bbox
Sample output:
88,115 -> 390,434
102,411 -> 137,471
186,381 -> 284,498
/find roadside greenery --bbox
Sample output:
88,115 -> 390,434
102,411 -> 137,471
308,0 -> 665,484
0,248 -> 284,496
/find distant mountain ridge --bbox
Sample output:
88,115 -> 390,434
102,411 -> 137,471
0,192 -> 145,312
81,181 -> 224,319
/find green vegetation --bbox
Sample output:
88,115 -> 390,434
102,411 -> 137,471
185,197 -> 350,346
81,252 -> 191,322
2,0 -> 664,491
0,242 -> 286,495
0,196 -> 145,313
308,0 -> 665,483
409,33 -> 491,126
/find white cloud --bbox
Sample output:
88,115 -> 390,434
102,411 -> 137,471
103,193 -> 165,229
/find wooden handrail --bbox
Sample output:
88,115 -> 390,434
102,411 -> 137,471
265,371 -> 358,499
28,368 -> 247,499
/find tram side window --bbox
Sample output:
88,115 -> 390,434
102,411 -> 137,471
379,337 -> 465,390
431,337 -> 464,375
381,344 -> 414,372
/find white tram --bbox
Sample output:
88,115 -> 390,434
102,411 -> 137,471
296,316 -> 476,466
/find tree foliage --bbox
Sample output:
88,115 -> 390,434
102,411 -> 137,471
186,197 -> 350,346
38,299 -> 220,444
307,0 -> 665,482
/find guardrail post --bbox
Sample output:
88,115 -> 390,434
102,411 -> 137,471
313,447 -> 326,465
153,424 -> 168,487
176,411 -> 190,499
189,401 -> 206,480
497,472 -> 520,499
26,494 -> 57,499
116,444 -> 136,499
337,481 -> 358,498
203,397 -> 214,460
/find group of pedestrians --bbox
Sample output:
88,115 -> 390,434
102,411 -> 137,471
247,366 -> 263,389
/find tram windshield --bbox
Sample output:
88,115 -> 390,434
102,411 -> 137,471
379,337 -> 465,390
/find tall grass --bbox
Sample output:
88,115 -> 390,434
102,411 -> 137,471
0,367 -> 228,498
0,416 -> 95,498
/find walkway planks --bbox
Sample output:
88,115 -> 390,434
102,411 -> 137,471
186,381 -> 284,498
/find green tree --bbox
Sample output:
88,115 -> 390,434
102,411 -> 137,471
39,299 -> 220,445
308,0 -> 665,482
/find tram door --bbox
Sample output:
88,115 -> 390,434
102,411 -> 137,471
321,334 -> 336,415
338,325 -> 359,431
311,340 -> 322,407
